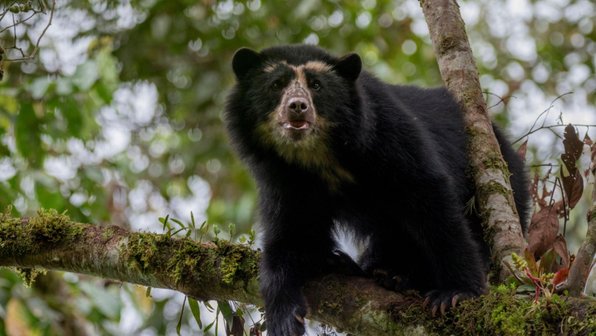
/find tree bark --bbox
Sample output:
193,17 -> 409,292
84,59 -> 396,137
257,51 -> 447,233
0,210 -> 594,336
565,144 -> 596,295
419,0 -> 527,281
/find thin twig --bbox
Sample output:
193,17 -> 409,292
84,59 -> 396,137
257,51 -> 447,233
3,0 -> 55,62
484,91 -> 514,110
0,1 -> 20,23
511,92 -> 591,145
530,164 -> 561,168
0,11 -> 40,34
513,123 -> 594,145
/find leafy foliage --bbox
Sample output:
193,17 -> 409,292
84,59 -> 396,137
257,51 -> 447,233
509,123 -> 595,301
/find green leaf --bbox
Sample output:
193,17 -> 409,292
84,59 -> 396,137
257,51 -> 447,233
55,77 -> 73,95
218,300 -> 234,324
170,217 -> 185,228
62,97 -> 84,137
0,125 -> 10,156
539,248 -> 557,275
79,282 -> 122,320
93,81 -> 114,104
204,301 -> 214,312
0,94 -> 19,114
28,77 -> 53,99
0,183 -> 17,208
15,102 -> 44,168
35,181 -> 65,210
188,298 -> 202,328
97,47 -> 119,89
72,61 -> 99,91
177,296 -> 186,335
203,319 -> 215,333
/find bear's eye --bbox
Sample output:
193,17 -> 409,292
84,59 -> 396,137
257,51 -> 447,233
271,79 -> 283,91
311,80 -> 322,91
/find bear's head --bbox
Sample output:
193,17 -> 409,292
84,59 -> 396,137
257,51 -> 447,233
228,45 -> 361,166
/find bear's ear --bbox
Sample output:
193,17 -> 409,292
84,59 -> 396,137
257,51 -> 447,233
232,48 -> 263,80
333,53 -> 362,81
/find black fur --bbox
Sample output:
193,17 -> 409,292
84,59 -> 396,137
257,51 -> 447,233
225,45 -> 529,336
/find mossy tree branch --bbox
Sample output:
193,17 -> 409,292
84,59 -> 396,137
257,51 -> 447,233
1,210 -> 595,335
0,211 -> 262,304
419,0 -> 527,281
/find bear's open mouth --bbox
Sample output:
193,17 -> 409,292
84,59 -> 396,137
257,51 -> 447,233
282,121 -> 310,130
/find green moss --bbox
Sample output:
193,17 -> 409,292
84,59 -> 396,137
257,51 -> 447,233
15,267 -> 46,287
31,209 -> 78,240
405,287 -> 596,335
477,180 -> 510,198
125,232 -> 197,286
493,283 -> 517,295
387,283 -> 596,335
169,238 -> 208,285
318,279 -> 345,315
215,240 -> 259,287
0,209 -> 83,258
481,155 -> 510,172
219,248 -> 243,285
102,226 -> 118,240
476,180 -> 515,218
0,209 -> 83,285
488,300 -> 526,335
0,213 -> 23,255
464,126 -> 512,172
126,232 -> 160,271
123,233 -> 259,294
392,300 -> 428,328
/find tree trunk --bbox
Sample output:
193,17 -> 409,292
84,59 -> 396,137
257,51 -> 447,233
420,0 -> 527,281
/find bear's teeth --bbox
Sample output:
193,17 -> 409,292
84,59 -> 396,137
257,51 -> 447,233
284,121 -> 309,129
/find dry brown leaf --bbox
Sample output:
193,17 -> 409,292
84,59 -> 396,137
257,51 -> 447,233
560,124 -> 585,210
534,167 -> 554,210
552,234 -> 570,268
531,172 -> 540,206
561,124 -> 583,172
552,267 -> 569,287
231,315 -> 246,336
561,169 -> 584,209
527,204 -> 560,259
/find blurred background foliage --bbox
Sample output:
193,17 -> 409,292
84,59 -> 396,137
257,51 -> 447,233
0,0 -> 594,335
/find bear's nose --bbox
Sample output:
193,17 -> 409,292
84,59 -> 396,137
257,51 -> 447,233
286,97 -> 309,114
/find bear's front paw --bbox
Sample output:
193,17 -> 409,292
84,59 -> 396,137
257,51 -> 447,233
266,304 -> 307,336
423,289 -> 479,316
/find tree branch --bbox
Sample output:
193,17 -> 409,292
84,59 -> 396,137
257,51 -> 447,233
419,0 -> 527,281
1,210 -> 594,335
565,143 -> 596,295
0,210 -> 261,304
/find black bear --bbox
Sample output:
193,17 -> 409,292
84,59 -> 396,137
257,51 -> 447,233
225,45 -> 529,336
